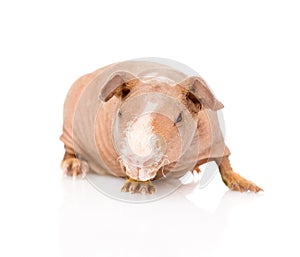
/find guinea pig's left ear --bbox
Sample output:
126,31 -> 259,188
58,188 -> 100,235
99,71 -> 138,102
179,76 -> 224,111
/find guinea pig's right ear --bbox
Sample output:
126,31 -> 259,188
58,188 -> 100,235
179,76 -> 224,111
99,71 -> 138,102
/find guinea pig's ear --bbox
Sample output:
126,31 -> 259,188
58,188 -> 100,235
99,71 -> 138,102
179,76 -> 224,111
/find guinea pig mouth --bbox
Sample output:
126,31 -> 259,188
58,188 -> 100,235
118,155 -> 170,181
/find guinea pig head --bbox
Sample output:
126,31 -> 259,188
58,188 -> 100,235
100,71 -> 223,181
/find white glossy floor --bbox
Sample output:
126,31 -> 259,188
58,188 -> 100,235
1,152 -> 299,257
57,173 -> 296,257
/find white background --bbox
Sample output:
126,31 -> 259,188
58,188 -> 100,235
1,1 -> 300,256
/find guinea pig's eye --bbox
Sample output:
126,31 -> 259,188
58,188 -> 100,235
118,110 -> 122,117
175,112 -> 183,123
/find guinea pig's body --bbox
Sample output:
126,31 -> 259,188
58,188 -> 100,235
60,59 -> 262,194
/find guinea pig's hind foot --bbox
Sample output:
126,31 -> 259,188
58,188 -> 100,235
61,158 -> 89,179
121,179 -> 156,194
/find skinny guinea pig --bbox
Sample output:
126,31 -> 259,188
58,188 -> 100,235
60,59 -> 262,194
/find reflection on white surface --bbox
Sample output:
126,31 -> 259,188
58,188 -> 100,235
58,175 -> 263,257
84,162 -> 220,203
85,172 -> 183,203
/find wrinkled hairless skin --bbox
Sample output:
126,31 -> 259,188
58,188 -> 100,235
60,60 -> 262,194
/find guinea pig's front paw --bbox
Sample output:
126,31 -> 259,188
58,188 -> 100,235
222,171 -> 263,193
121,179 -> 156,194
61,158 -> 89,179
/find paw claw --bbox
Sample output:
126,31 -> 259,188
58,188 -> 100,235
61,158 -> 89,178
147,184 -> 156,194
222,171 -> 263,193
140,187 -> 147,194
121,180 -> 156,194
121,181 -> 131,192
129,182 -> 140,193
63,168 -> 68,177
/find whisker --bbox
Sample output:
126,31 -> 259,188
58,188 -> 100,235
159,156 -> 170,178
161,166 -> 167,178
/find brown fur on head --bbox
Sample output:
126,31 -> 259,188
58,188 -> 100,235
99,72 -> 222,181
